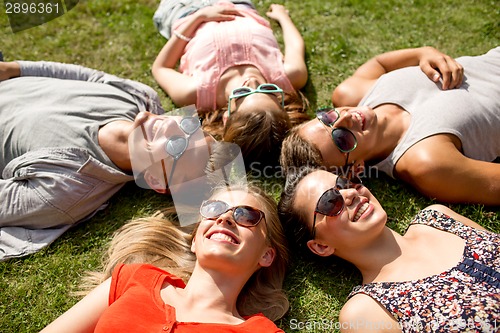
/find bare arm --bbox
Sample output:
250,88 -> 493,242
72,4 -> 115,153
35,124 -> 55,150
332,46 -> 464,106
339,294 -> 401,333
39,278 -> 111,333
266,4 -> 308,89
395,135 -> 500,206
152,5 -> 243,106
0,61 -> 20,80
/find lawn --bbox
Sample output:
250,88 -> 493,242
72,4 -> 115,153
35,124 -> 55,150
0,0 -> 499,332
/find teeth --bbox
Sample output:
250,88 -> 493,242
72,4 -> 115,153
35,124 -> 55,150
353,111 -> 364,129
353,203 -> 369,222
209,232 -> 236,244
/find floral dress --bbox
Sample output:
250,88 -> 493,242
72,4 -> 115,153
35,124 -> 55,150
349,209 -> 499,332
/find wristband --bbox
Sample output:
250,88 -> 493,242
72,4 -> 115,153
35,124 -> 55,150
173,30 -> 192,42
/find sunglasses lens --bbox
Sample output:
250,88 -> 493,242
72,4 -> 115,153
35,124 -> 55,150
332,129 -> 357,152
233,87 -> 252,96
317,188 -> 344,216
180,116 -> 201,135
200,200 -> 229,218
336,176 -> 360,190
233,206 -> 262,226
259,84 -> 279,92
200,201 -> 263,226
317,108 -> 339,126
165,136 -> 188,157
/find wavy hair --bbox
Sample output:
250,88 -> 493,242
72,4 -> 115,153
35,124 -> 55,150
201,91 -> 310,171
79,184 -> 289,322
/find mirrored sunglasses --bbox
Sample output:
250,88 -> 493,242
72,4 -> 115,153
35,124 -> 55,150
200,200 -> 265,227
162,116 -> 202,183
228,83 -> 285,114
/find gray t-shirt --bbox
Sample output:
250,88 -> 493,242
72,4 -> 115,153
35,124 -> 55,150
0,76 -> 138,173
360,47 -> 500,178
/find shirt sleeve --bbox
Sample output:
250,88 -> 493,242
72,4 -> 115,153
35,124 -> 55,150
17,60 -> 165,115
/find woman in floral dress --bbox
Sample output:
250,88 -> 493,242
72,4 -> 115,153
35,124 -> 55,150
279,167 -> 499,333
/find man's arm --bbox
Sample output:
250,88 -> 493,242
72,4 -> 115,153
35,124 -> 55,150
333,46 -> 463,106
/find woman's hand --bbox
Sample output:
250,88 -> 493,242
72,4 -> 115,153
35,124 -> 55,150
266,4 -> 290,22
418,46 -> 464,90
0,61 -> 21,81
195,4 -> 243,23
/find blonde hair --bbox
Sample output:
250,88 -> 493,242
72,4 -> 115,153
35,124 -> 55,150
80,184 -> 289,321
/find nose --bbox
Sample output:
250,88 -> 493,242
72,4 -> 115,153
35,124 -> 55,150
244,77 -> 260,88
215,210 -> 236,227
334,109 -> 355,129
340,187 -> 360,207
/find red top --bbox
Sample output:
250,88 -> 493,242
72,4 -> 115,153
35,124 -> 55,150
93,263 -> 284,332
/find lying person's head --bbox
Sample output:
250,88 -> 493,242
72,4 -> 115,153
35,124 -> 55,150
278,166 -> 387,259
129,112 -> 216,194
195,184 -> 290,321
281,106 -> 377,176
203,82 -> 310,171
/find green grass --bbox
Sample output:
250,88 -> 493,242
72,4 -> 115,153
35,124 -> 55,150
1,0 -> 499,332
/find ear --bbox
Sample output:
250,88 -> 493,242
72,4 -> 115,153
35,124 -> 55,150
222,110 -> 230,127
144,170 -> 168,194
191,235 -> 196,254
258,247 -> 276,268
306,239 -> 335,257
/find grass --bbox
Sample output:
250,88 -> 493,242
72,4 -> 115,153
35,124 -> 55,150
1,0 -> 499,332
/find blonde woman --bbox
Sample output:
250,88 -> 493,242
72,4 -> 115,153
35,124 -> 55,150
40,184 -> 289,332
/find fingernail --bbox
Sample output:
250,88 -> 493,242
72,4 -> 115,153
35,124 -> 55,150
433,73 -> 440,81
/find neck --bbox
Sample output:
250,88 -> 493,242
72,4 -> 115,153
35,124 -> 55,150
179,264 -> 250,319
341,227 -> 406,283
97,120 -> 134,172
368,104 -> 409,162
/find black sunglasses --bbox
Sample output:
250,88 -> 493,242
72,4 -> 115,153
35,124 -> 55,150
316,107 -> 358,153
161,116 -> 202,185
200,200 -> 265,227
311,176 -> 361,239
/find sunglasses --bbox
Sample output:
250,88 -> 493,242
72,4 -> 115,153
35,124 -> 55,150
316,106 -> 358,158
227,83 -> 284,115
200,200 -> 265,227
161,116 -> 201,185
311,176 -> 361,239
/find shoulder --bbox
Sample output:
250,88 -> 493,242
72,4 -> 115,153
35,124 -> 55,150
420,205 -> 487,231
339,294 -> 401,333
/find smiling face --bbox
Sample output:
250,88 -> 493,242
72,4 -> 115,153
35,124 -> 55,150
128,112 -> 216,193
293,170 -> 387,257
192,189 -> 276,274
298,106 -> 378,168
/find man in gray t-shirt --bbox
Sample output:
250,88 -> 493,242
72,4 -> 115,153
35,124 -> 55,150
0,61 -> 215,260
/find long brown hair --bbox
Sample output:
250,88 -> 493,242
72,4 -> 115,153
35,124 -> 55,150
201,91 -> 311,171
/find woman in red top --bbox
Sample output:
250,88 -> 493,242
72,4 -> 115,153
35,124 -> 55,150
40,184 -> 289,332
